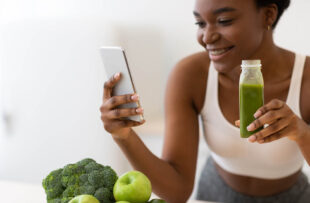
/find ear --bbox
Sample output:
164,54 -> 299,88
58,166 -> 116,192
263,4 -> 278,28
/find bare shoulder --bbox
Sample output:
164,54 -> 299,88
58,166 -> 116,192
166,51 -> 210,113
173,51 -> 210,74
301,55 -> 310,123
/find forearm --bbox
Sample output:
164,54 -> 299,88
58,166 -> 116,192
296,125 -> 310,166
113,129 -> 191,203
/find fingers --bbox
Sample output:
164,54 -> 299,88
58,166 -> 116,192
105,94 -> 139,110
101,106 -> 145,134
247,118 -> 290,143
101,72 -> 146,135
253,99 -> 285,118
257,126 -> 289,143
247,109 -> 285,131
238,99 -> 299,144
235,120 -> 240,128
106,107 -> 144,120
104,119 -> 146,132
247,99 -> 289,132
103,72 -> 121,101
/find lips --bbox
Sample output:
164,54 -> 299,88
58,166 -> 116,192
207,46 -> 234,61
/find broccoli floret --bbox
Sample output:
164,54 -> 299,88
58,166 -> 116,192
94,187 -> 113,203
43,168 -> 64,200
77,158 -> 95,167
85,161 -> 105,173
79,173 -> 89,185
88,170 -> 105,188
62,185 -> 75,198
42,158 -> 118,203
74,184 -> 96,196
61,164 -> 85,187
102,166 -> 118,191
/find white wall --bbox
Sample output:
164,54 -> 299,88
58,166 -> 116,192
0,0 -> 201,184
274,0 -> 310,55
0,1 -> 129,184
0,0 -> 309,200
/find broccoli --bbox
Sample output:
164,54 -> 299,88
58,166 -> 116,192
42,168 -> 64,200
47,199 -> 61,203
42,158 -> 118,203
102,166 -> 118,191
94,187 -> 113,203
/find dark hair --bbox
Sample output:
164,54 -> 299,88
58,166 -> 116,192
254,0 -> 290,28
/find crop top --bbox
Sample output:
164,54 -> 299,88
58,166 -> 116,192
200,53 -> 306,179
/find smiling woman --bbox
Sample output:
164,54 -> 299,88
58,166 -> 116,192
193,0 -> 310,202
99,0 -> 310,202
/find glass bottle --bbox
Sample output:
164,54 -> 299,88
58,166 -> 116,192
239,60 -> 264,138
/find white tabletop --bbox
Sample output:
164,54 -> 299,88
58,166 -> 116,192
0,180 -> 46,202
0,180 -> 212,203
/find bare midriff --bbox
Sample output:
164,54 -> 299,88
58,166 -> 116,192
213,159 -> 301,196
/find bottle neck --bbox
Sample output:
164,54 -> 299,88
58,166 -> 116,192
241,66 -> 261,71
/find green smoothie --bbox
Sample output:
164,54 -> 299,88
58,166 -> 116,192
239,83 -> 264,138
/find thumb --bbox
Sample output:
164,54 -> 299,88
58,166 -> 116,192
235,120 -> 240,128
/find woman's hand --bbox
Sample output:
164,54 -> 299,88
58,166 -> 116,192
100,72 -> 145,139
235,99 -> 310,143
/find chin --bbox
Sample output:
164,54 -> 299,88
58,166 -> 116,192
212,58 -> 242,74
213,63 -> 233,73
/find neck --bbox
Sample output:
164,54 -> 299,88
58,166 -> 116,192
253,35 -> 290,84
220,33 -> 293,86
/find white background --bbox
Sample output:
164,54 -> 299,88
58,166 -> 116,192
0,0 -> 309,200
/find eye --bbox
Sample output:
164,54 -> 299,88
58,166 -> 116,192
195,21 -> 206,28
218,19 -> 233,26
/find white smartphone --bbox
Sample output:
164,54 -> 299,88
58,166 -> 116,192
100,46 -> 144,122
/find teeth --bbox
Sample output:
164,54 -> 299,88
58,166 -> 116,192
209,47 -> 230,56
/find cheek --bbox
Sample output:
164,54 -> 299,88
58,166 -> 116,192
240,29 -> 264,58
236,19 -> 265,57
224,24 -> 264,59
196,30 -> 205,48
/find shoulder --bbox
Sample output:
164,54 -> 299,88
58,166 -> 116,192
172,51 -> 210,77
165,51 -> 210,114
301,55 -> 310,123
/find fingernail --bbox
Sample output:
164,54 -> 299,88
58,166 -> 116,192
235,120 -> 239,126
131,94 -> 139,101
247,123 -> 255,131
136,107 -> 143,113
254,111 -> 262,118
248,135 -> 256,142
114,72 -> 120,79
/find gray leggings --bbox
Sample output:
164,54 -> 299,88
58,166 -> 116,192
196,157 -> 310,203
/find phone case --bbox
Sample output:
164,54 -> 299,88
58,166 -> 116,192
100,46 -> 144,122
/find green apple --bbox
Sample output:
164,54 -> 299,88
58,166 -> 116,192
68,194 -> 100,203
148,199 -> 167,203
116,201 -> 131,203
113,170 -> 152,203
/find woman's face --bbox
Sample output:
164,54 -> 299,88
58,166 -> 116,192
194,0 -> 266,73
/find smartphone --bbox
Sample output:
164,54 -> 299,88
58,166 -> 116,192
100,46 -> 144,122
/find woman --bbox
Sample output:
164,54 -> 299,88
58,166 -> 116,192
100,0 -> 310,202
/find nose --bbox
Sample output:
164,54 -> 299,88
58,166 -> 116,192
202,26 -> 220,45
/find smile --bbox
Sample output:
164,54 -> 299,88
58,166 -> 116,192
207,46 -> 234,61
209,46 -> 234,56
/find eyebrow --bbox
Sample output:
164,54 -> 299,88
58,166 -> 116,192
193,7 -> 236,17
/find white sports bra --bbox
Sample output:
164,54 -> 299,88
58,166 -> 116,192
200,53 -> 306,179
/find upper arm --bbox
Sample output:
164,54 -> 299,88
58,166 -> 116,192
301,56 -> 310,124
161,53 -> 209,188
